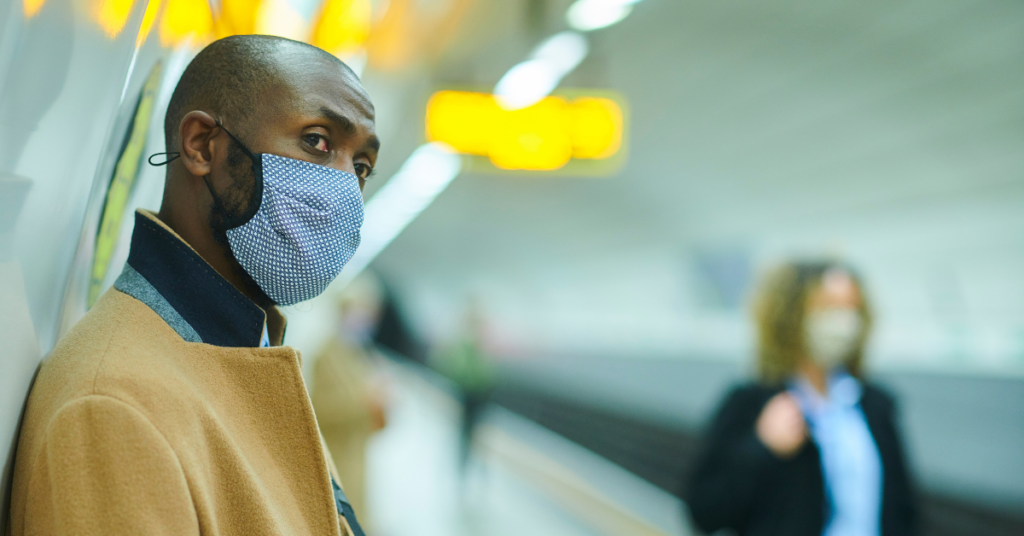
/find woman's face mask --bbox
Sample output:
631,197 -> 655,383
214,123 -> 364,306
804,307 -> 862,370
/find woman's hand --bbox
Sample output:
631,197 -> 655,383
755,393 -> 808,459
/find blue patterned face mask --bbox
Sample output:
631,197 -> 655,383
210,123 -> 363,306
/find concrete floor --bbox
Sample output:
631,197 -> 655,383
364,362 -> 604,536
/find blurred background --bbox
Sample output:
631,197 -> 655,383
1,0 -> 1022,535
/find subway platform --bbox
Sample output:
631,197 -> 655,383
364,360 -> 692,536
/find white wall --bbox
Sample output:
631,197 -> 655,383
0,1 -> 182,525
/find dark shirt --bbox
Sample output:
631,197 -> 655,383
686,382 -> 918,536
115,211 -> 269,347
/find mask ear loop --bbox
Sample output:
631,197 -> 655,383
146,150 -> 247,233
145,128 -> 247,229
148,152 -> 181,166
146,121 -> 264,230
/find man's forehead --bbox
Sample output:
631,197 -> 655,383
275,52 -> 374,121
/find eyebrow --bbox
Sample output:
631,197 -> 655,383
319,106 -> 357,135
318,106 -> 379,154
365,135 -> 381,154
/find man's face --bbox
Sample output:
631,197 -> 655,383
239,52 -> 379,188
210,52 -> 379,232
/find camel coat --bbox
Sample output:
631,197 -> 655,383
7,211 -> 358,536
311,335 -> 380,523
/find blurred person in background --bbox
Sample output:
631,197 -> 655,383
432,298 -> 496,475
311,274 -> 389,527
687,260 -> 917,536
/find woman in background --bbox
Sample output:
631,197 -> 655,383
311,276 -> 388,527
688,260 -> 917,536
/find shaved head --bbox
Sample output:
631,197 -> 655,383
164,35 -> 359,151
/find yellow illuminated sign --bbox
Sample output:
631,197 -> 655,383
569,97 -> 622,159
425,90 -> 626,174
488,96 -> 573,171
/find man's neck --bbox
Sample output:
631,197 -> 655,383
156,201 -> 270,311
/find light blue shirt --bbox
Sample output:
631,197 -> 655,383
260,324 -> 270,347
790,372 -> 883,536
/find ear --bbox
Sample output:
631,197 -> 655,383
178,111 -> 220,178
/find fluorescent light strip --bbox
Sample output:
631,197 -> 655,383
566,0 -> 643,32
494,31 -> 589,111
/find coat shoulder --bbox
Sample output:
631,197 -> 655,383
38,289 -> 188,402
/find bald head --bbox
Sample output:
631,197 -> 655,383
164,35 -> 362,151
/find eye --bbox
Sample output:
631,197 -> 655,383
302,133 -> 328,152
355,163 -> 375,180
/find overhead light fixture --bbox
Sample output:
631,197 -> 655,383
338,142 -> 462,281
532,30 -> 591,73
211,0 -> 261,38
95,0 -> 135,37
566,0 -> 642,32
159,0 -> 213,46
494,31 -> 588,111
309,0 -> 372,57
23,0 -> 46,18
135,0 -> 162,47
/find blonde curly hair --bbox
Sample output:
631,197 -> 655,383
753,260 -> 872,385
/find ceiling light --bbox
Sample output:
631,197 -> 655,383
566,0 -> 642,32
494,59 -> 560,111
494,31 -> 588,111
531,30 -> 589,72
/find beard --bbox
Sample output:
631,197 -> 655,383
208,141 -> 258,245
206,142 -> 274,307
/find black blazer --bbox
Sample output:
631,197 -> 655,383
686,382 -> 917,536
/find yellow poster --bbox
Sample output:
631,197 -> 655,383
87,61 -> 162,307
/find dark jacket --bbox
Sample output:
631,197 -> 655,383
686,382 -> 917,536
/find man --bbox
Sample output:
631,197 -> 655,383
8,35 -> 379,536
432,298 -> 494,477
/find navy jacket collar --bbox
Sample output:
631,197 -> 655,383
118,210 -> 279,347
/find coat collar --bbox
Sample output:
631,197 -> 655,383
114,210 -> 286,347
